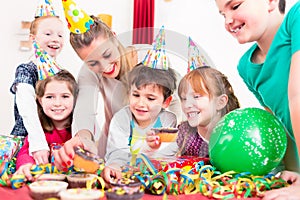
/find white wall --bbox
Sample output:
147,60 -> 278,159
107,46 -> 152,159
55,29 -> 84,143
0,0 -> 297,134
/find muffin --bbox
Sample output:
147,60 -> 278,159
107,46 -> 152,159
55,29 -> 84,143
152,127 -> 178,142
60,188 -> 104,200
66,173 -> 98,188
106,177 -> 144,200
35,173 -> 66,181
29,180 -> 68,200
73,146 -> 103,173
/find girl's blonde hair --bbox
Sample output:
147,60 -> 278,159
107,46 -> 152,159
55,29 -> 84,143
69,15 -> 136,80
35,70 -> 78,132
30,16 -> 61,35
178,66 -> 240,116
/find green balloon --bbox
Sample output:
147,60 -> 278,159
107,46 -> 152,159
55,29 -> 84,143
209,107 -> 287,175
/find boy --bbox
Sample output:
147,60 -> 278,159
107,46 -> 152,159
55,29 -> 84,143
102,64 -> 178,182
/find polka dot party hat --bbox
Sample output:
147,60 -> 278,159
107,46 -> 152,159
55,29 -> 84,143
35,0 -> 57,17
142,25 -> 169,70
187,36 -> 209,73
61,0 -> 94,34
33,41 -> 61,80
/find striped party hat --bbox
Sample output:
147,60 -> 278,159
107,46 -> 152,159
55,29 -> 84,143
187,37 -> 209,73
61,0 -> 94,34
33,41 -> 61,80
35,0 -> 57,18
142,26 -> 169,70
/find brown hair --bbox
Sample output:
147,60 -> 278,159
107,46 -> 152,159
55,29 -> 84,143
279,0 -> 286,14
178,66 -> 240,116
30,16 -> 61,35
35,70 -> 78,132
69,15 -> 136,79
127,63 -> 177,100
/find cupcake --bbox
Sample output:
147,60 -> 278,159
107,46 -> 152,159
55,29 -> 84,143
35,173 -> 66,181
66,173 -> 98,188
152,127 -> 178,142
60,188 -> 104,200
73,146 -> 103,173
106,177 -> 144,200
29,180 -> 68,200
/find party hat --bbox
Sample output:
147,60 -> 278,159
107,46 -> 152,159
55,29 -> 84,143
33,41 -> 61,80
188,37 -> 209,73
35,0 -> 56,17
142,26 -> 169,70
62,0 -> 94,34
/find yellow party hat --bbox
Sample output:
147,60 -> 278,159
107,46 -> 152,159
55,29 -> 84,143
33,41 -> 61,80
61,0 -> 94,34
187,37 -> 209,73
142,26 -> 169,70
35,0 -> 57,17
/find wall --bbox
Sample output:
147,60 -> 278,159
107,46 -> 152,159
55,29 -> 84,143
0,0 -> 297,134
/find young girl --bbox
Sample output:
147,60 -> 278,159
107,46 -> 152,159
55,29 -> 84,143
102,64 -> 178,182
10,3 -> 65,165
215,0 -> 299,172
54,0 -> 182,170
149,66 -> 240,157
14,69 -> 78,181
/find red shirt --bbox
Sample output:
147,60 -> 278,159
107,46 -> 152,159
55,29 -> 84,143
16,128 -> 71,169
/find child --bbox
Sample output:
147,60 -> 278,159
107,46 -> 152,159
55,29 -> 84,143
263,170 -> 300,200
10,0 -> 65,165
102,64 -> 178,182
215,0 -> 300,172
176,66 -> 240,156
14,69 -> 78,181
148,66 -> 240,157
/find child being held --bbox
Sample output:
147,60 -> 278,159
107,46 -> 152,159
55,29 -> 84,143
102,63 -> 178,182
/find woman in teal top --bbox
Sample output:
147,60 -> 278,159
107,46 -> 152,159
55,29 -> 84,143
215,0 -> 300,175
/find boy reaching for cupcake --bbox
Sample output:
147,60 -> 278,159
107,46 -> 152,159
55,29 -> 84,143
103,62 -> 178,182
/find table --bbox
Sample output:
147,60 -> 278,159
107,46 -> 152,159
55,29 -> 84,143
0,186 -> 261,200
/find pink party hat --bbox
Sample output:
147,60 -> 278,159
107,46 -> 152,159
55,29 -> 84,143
188,37 -> 209,73
61,0 -> 94,34
35,0 -> 57,17
142,26 -> 169,70
33,41 -> 61,80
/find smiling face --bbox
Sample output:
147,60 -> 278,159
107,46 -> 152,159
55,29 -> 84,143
77,35 -> 121,79
180,82 -> 220,130
129,84 -> 169,128
215,0 -> 272,44
31,17 -> 64,58
38,80 -> 74,129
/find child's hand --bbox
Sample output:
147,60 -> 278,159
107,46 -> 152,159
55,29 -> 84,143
14,163 -> 33,181
101,164 -> 122,183
146,130 -> 161,149
32,150 -> 50,165
280,170 -> 300,185
262,171 -> 300,200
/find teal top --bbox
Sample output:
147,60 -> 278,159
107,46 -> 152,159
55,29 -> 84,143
237,2 -> 300,171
